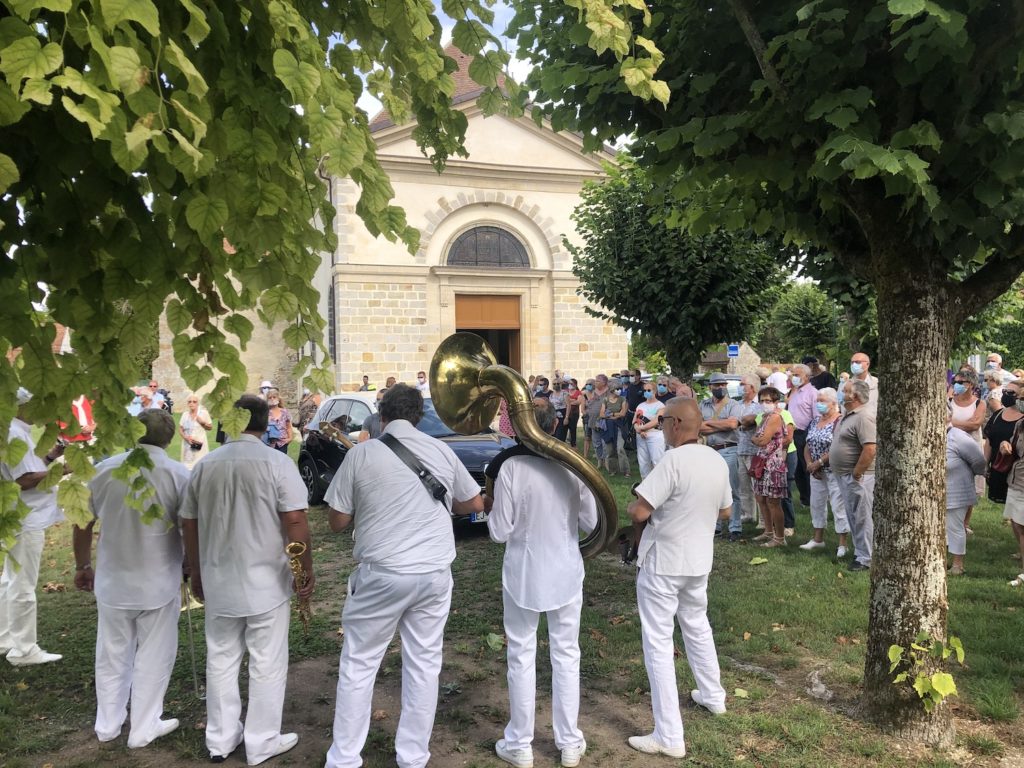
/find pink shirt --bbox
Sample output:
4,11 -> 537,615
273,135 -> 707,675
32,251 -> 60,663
787,383 -> 819,431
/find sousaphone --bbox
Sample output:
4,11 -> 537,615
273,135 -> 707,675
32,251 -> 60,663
429,332 -> 619,559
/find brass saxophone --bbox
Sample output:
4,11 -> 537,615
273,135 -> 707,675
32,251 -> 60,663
285,541 -> 311,633
429,332 -> 619,558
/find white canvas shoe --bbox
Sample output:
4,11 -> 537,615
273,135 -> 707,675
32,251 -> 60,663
561,739 -> 587,767
627,733 -> 686,758
7,647 -> 61,666
799,540 -> 825,551
691,689 -> 727,715
495,739 -> 534,768
128,718 -> 179,748
836,546 -> 848,558
247,733 -> 298,766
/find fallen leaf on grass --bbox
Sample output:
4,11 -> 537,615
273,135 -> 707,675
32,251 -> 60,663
16,681 -> 28,691
673,646 -> 682,658
609,615 -> 627,625
42,582 -> 65,593
836,571 -> 844,579
734,688 -> 750,699
836,636 -> 849,645
598,649 -> 607,658
589,628 -> 607,644
771,623 -> 785,632
486,632 -> 505,651
371,709 -> 389,721
336,627 -> 344,637
742,631 -> 752,641
851,638 -> 860,645
748,557 -> 769,566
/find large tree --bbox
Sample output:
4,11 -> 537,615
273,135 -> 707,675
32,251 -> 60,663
0,0 -> 511,537
568,162 -> 784,374
511,0 -> 1024,744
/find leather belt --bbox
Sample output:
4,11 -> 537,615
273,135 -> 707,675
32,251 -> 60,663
709,442 -> 738,451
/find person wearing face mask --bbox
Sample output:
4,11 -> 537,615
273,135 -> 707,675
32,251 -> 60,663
549,380 -> 569,442
655,376 -> 672,405
787,364 -> 818,510
985,353 -> 1014,386
584,376 -> 610,466
750,387 -> 790,547
983,378 -> 1024,507
598,380 -> 631,477
263,389 -> 293,454
735,375 -> 764,526
949,369 -> 987,532
415,371 -> 429,393
994,380 -> 1024,585
848,353 -> 878,411
833,379 -> 877,572
798,388 -> 849,557
699,373 -> 743,540
633,383 -> 667,478
982,370 -> 1004,416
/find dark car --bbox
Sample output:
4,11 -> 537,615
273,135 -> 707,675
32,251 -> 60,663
298,393 -> 514,523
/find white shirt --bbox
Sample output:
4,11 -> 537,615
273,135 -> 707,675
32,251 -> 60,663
487,455 -> 598,612
1,418 -> 61,532
324,419 -> 479,574
415,380 -> 430,392
89,444 -> 191,610
180,434 -> 307,617
767,371 -> 790,394
634,444 -> 732,577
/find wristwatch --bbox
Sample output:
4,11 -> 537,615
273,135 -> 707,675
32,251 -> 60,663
76,563 -> 92,571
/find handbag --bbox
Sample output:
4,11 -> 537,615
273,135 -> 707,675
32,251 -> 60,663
992,424 -> 1020,474
749,453 -> 767,479
189,440 -> 203,451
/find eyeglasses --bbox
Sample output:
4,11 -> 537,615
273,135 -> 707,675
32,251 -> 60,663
148,384 -> 158,389
657,415 -> 679,426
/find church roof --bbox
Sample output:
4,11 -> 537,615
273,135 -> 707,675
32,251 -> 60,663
368,44 -> 506,133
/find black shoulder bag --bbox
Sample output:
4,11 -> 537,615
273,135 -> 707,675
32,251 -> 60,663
379,433 -> 448,503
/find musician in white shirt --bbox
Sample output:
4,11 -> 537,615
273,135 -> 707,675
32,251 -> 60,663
73,409 -> 190,747
485,399 -> 597,768
627,398 -> 732,760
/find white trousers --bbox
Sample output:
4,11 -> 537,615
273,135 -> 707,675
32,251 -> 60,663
326,565 -> 452,768
205,600 -> 291,764
502,589 -> 585,751
736,454 -> 757,522
636,563 -> 725,751
636,431 -> 666,479
0,529 -> 45,659
946,506 -> 969,556
809,470 -> 849,533
95,596 -> 179,746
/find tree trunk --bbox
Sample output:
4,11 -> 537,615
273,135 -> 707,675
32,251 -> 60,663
863,274 -> 955,746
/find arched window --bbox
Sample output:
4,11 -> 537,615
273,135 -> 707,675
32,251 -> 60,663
447,226 -> 529,269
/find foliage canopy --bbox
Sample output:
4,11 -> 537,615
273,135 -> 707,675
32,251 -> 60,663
0,0 -> 511,539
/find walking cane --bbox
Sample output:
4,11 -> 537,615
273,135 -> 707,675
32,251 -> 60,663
181,580 -> 206,701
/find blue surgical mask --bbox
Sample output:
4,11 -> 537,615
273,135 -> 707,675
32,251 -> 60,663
585,384 -> 593,392
644,390 -> 655,400
815,402 -> 829,415
952,383 -> 968,395
657,384 -> 668,394
850,362 -> 864,375
986,361 -> 998,370
791,375 -> 803,387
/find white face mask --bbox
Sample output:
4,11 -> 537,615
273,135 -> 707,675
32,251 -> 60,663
850,362 -> 864,376
760,402 -> 777,413
791,375 -> 802,386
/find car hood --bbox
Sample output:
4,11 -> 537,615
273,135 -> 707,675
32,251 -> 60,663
439,432 -> 516,470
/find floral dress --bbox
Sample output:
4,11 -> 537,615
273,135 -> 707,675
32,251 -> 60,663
752,415 -> 789,498
806,415 -> 839,463
265,407 -> 292,453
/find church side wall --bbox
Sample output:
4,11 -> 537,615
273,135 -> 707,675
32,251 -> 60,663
552,278 -> 628,380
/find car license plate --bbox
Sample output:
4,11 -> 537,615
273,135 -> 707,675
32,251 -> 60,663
471,511 -> 488,523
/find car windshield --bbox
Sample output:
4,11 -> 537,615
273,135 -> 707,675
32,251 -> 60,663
418,398 -> 457,438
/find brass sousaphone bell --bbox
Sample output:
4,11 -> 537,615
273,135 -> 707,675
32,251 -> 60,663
429,332 -> 619,559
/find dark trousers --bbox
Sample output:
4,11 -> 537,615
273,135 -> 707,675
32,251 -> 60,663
553,411 -> 568,442
793,429 -> 810,505
782,450 -> 797,529
566,410 -> 580,446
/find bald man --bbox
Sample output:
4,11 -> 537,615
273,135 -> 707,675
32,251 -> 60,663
626,398 -> 732,760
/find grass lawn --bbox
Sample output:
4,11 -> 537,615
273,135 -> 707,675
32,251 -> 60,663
1,437 -> 1022,767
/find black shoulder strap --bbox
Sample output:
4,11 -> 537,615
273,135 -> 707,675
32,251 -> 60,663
379,433 -> 448,503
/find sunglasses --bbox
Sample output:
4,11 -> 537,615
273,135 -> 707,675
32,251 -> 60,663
657,415 -> 679,426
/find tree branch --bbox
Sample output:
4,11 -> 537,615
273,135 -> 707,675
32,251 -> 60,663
954,246 -> 1024,323
727,0 -> 787,100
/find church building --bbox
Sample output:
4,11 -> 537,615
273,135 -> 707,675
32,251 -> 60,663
155,49 -> 628,402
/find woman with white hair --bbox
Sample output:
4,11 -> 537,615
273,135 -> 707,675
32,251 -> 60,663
632,380 -> 666,477
178,394 -> 212,470
799,388 -> 850,557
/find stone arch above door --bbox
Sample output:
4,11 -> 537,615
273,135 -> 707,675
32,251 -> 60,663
419,193 -> 563,271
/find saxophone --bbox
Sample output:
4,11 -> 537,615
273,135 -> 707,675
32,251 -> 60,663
285,541 -> 311,633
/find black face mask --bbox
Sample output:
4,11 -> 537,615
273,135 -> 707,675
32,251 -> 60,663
1002,390 -> 1018,408
711,387 -> 727,399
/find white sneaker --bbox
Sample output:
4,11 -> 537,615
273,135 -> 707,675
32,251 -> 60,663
127,718 -> 179,749
799,540 -> 825,551
561,739 -> 587,767
1010,573 -> 1024,587
7,647 -> 62,666
691,688 -> 727,715
628,733 -> 685,758
784,528 -> 795,537
496,739 -> 534,768
247,733 -> 298,766
836,546 -> 848,558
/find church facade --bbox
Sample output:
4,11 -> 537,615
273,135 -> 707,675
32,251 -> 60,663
155,55 -> 628,402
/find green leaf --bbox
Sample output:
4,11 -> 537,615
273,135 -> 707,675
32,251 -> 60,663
734,688 -> 750,699
165,298 -> 191,334
912,675 -> 932,699
0,37 -> 63,83
0,152 -> 19,194
179,0 -> 211,44
164,39 -> 208,98
929,672 -> 957,698
9,0 -> 73,17
948,636 -> 965,664
260,286 -> 300,323
57,478 -> 92,527
100,0 -> 161,37
888,644 -> 904,667
485,632 -> 505,651
108,46 -> 146,94
748,556 -> 769,565
0,82 -> 30,124
20,77 -> 52,105
273,49 -> 321,104
185,193 -> 229,238
223,314 -> 254,347
888,0 -> 926,15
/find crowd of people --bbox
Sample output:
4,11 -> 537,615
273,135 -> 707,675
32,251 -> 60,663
3,348 -> 1024,765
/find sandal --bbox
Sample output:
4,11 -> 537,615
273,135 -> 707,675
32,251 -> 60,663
752,531 -> 773,542
761,538 -> 787,548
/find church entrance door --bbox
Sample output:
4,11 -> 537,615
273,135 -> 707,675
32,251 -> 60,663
454,294 -> 522,372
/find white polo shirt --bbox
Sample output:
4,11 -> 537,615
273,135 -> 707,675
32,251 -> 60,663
1,418 -> 61,532
89,444 -> 191,610
180,434 -> 307,617
634,443 -> 732,577
488,454 -> 598,612
324,419 -> 479,574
